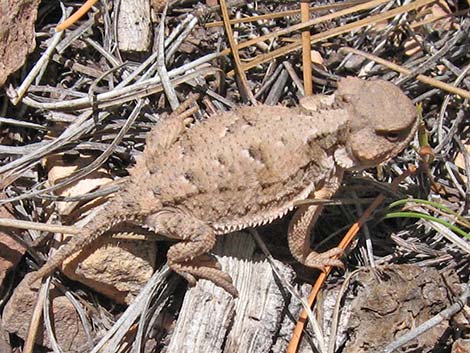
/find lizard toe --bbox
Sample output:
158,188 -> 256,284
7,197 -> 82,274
170,261 -> 238,297
173,267 -> 198,287
190,254 -> 222,270
304,247 -> 344,271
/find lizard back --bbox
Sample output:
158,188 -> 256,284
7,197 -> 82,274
139,104 -> 350,233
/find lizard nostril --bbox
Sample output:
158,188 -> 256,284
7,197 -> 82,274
342,94 -> 353,103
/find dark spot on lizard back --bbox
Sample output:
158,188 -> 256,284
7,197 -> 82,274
183,171 -> 195,182
247,146 -> 264,163
216,155 -> 227,166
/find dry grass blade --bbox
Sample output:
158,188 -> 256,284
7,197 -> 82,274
286,169 -> 414,353
341,47 -> 470,99
327,269 -> 362,353
42,278 -> 63,353
410,7 -> 469,28
157,4 -> 180,110
89,266 -> 174,353
0,117 -> 47,131
23,281 -> 48,353
300,0 -> 312,96
0,217 -> 162,243
219,0 -> 257,104
19,66 -> 218,111
205,0 -> 370,28
224,0 -> 391,57
11,15 -> 65,104
0,217 -> 79,234
230,0 -> 437,75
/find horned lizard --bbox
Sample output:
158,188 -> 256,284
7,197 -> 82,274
29,77 -> 417,296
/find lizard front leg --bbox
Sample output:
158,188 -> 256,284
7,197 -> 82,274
144,94 -> 199,159
146,210 -> 238,296
287,170 -> 344,270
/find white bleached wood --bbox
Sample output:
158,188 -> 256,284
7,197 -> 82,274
117,0 -> 152,53
165,232 -> 303,353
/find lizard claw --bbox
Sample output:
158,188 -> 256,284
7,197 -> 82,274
189,253 -> 223,270
170,261 -> 238,297
304,247 -> 344,271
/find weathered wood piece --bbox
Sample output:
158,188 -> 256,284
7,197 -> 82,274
117,0 -> 152,53
165,232 -> 303,353
0,0 -> 41,86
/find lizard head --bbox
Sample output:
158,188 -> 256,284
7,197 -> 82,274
334,77 -> 418,170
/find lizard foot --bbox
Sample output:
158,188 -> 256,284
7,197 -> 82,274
186,253 -> 223,270
170,261 -> 238,297
303,247 -> 344,271
152,211 -> 237,295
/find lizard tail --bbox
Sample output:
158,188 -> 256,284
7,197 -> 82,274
28,231 -> 94,285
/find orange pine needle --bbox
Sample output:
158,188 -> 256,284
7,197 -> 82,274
56,0 -> 98,32
300,0 -> 312,96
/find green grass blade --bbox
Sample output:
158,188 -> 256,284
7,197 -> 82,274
384,211 -> 470,239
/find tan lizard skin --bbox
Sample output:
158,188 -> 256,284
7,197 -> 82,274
29,77 -> 418,296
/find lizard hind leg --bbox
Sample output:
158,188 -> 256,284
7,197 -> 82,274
288,204 -> 344,271
147,210 -> 238,296
288,172 -> 346,271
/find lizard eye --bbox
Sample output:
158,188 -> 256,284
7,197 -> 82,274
385,132 -> 400,142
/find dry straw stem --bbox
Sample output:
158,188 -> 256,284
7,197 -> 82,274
410,7 -> 469,29
0,217 -> 80,234
11,8 -> 67,105
219,0 -> 257,104
55,0 -> 374,33
23,282 -> 48,353
20,66 -> 217,111
226,0 -> 391,57
205,0 -> 370,28
286,169 -> 414,353
42,278 -> 63,352
56,0 -> 98,31
341,47 -> 470,99
300,0 -> 313,96
227,0 -> 437,76
0,218 -> 162,254
157,4 -> 180,110
89,267 -> 173,353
